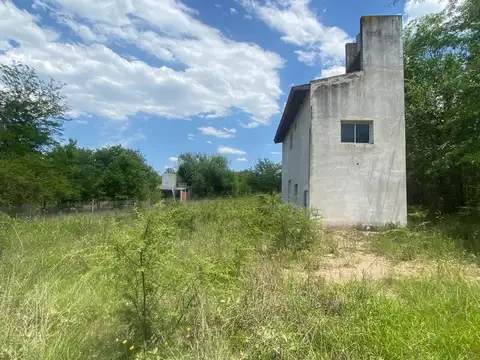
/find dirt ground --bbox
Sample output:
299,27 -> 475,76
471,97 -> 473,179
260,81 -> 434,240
287,231 -> 480,282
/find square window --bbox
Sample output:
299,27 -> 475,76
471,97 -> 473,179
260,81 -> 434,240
341,121 -> 373,144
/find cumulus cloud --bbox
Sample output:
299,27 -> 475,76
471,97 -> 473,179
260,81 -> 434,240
0,0 -> 283,127
294,50 -> 317,65
236,157 -> 248,162
169,156 -> 178,162
198,126 -> 237,138
240,0 -> 352,67
218,145 -> 246,155
230,7 -> 238,14
404,0 -> 449,24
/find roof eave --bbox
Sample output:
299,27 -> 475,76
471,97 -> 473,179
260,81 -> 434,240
273,84 -> 309,144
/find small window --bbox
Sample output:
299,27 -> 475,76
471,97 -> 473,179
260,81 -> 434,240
294,184 -> 298,198
341,121 -> 373,144
288,180 -> 292,198
304,190 -> 309,208
289,131 -> 294,150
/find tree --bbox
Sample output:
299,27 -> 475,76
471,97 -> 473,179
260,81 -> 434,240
47,142 -> 162,203
403,0 -> 480,212
0,154 -> 73,207
177,153 -> 235,198
0,62 -> 69,155
250,158 -> 281,194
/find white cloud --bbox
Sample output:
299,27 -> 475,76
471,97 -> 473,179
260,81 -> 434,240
236,157 -> 248,162
75,119 -> 88,124
240,0 -> 352,66
105,131 -> 146,148
0,0 -> 283,127
218,145 -> 246,155
230,7 -> 238,14
198,126 -> 237,138
404,0 -> 448,24
169,156 -> 178,162
295,50 -> 317,65
206,140 -> 212,144
270,151 -> 281,155
188,134 -> 195,140
319,65 -> 345,78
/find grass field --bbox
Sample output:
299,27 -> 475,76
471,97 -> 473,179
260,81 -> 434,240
1,196 -> 479,359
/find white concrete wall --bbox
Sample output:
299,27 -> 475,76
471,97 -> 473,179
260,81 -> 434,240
281,95 -> 311,206
309,16 -> 407,227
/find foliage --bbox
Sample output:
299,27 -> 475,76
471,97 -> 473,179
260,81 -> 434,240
0,62 -> 69,155
0,153 -> 73,207
1,198 -> 479,359
249,158 -> 281,194
177,153 -> 281,198
403,0 -> 480,213
177,153 -> 236,198
48,140 -> 162,202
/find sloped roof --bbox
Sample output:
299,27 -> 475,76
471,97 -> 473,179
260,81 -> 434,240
273,84 -> 310,144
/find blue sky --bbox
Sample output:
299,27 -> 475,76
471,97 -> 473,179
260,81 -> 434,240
0,0 -> 446,173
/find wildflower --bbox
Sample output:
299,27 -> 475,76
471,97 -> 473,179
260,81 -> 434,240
122,340 -> 127,345
129,345 -> 134,351
186,327 -> 191,332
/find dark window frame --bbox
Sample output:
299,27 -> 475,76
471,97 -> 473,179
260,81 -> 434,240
341,121 -> 373,144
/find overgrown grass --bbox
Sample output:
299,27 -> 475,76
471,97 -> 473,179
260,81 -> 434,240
1,197 -> 479,359
371,207 -> 480,262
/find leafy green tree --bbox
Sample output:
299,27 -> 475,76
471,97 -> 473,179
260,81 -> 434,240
234,170 -> 253,196
250,158 -> 281,194
177,153 -> 235,198
47,140 -> 102,201
49,143 -> 161,202
0,154 -> 73,207
93,146 -> 160,201
0,62 -> 69,155
403,0 -> 480,213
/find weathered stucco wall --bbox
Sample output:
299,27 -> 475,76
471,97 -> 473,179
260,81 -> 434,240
309,16 -> 407,227
281,94 -> 311,206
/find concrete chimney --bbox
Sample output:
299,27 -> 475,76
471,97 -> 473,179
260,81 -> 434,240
345,43 -> 358,72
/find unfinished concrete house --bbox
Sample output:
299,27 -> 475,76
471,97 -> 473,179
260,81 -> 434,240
274,15 -> 407,227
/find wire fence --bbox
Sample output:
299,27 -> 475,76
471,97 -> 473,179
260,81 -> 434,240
0,199 -> 156,219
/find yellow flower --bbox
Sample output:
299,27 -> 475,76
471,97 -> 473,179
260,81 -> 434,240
129,345 -> 134,351
122,340 -> 127,345
186,327 -> 191,332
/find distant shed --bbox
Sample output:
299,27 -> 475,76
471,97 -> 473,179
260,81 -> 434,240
160,172 -> 191,202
